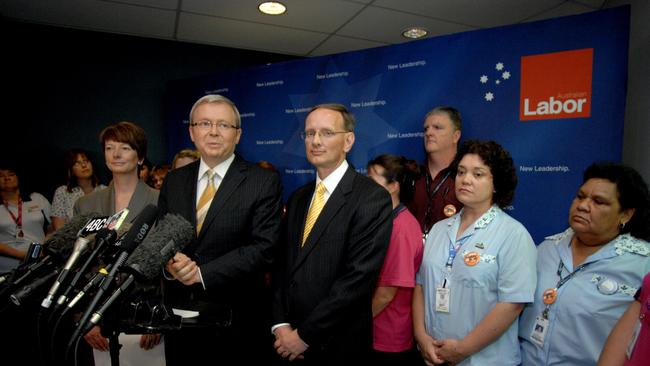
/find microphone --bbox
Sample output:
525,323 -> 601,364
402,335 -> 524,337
45,213 -> 101,260
10,269 -> 60,306
69,205 -> 159,346
80,213 -> 193,335
6,213 -> 98,289
53,210 -> 131,308
41,214 -> 118,308
40,234 -> 95,308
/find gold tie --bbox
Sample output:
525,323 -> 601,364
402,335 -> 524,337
196,169 -> 216,234
302,182 -> 326,246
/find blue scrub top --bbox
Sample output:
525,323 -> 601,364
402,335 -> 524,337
417,205 -> 537,366
519,228 -> 650,366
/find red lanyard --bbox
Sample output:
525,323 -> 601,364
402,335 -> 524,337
3,199 -> 23,237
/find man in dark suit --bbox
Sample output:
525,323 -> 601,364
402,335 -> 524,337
272,104 -> 393,364
159,95 -> 283,365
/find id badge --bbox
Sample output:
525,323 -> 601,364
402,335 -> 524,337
530,315 -> 549,348
626,318 -> 641,359
435,287 -> 450,313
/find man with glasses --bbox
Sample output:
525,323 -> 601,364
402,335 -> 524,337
406,106 -> 463,240
159,94 -> 283,365
272,103 -> 392,364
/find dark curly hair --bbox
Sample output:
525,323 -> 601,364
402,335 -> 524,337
367,154 -> 420,203
451,140 -> 517,208
582,162 -> 650,241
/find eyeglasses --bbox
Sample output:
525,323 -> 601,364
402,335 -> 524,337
300,130 -> 349,140
73,159 -> 90,167
191,120 -> 240,131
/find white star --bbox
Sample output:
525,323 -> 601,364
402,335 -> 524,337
480,75 -> 488,83
502,71 -> 511,79
495,80 -> 501,85
496,62 -> 504,71
485,92 -> 494,101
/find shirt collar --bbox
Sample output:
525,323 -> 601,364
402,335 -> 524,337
197,154 -> 235,182
448,204 -> 500,230
316,160 -> 348,196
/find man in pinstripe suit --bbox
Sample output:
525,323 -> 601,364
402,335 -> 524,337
272,104 -> 393,364
160,95 -> 283,365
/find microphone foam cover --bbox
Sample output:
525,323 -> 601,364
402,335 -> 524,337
125,213 -> 194,280
44,212 -> 100,258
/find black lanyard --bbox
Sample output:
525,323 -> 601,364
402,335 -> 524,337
423,170 -> 451,236
542,259 -> 591,318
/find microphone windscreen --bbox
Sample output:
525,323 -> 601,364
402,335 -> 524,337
44,212 -> 100,258
124,214 -> 193,280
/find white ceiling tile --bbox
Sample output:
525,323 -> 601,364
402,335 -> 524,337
373,0 -> 566,28
182,0 -> 365,33
309,35 -> 388,56
177,12 -> 329,56
106,0 -> 179,10
1,0 -> 176,38
571,0 -> 607,9
1,0 -> 620,56
338,6 -> 474,43
524,2 -> 596,22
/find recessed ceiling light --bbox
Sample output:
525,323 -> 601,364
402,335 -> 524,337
259,2 -> 287,15
402,27 -> 428,39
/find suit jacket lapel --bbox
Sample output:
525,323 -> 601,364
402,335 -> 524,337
291,167 -> 355,274
183,162 -> 200,228
197,155 -> 246,240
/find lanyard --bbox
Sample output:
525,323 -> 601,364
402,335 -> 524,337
555,260 -> 589,289
542,259 -> 591,318
3,199 -> 24,237
446,235 -> 471,270
423,170 -> 451,236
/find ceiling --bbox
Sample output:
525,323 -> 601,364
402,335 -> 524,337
1,0 -> 610,57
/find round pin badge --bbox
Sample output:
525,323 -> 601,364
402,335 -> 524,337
597,278 -> 619,295
464,251 -> 480,266
443,204 -> 457,217
542,288 -> 558,305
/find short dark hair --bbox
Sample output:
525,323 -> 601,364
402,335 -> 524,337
367,154 -> 420,203
582,162 -> 650,240
309,103 -> 356,132
425,106 -> 462,131
99,121 -> 147,161
452,140 -> 517,208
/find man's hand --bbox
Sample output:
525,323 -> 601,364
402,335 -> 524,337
273,325 -> 307,361
165,253 -> 199,285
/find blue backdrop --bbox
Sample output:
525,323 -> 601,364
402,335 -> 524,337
164,7 -> 629,243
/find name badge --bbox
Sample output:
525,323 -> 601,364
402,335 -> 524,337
530,315 -> 550,348
435,287 -> 450,313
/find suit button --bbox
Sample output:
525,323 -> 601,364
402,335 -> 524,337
289,281 -> 297,288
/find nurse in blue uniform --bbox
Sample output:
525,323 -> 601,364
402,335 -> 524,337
519,162 -> 650,366
413,140 -> 537,365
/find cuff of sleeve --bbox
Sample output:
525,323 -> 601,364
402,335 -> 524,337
271,323 -> 291,335
162,268 -> 175,281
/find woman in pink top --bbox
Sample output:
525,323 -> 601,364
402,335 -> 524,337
599,271 -> 650,365
367,154 -> 424,365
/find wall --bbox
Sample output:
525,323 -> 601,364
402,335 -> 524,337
608,0 -> 650,182
1,19 -> 295,199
